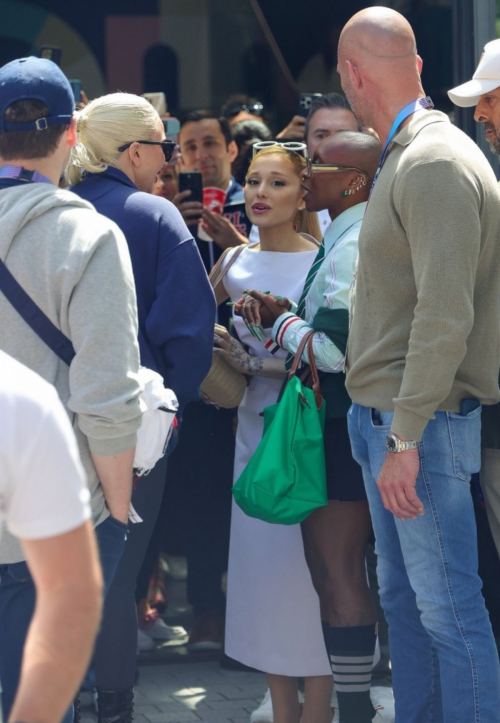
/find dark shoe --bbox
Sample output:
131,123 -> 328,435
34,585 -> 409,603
97,687 -> 134,723
188,612 -> 224,651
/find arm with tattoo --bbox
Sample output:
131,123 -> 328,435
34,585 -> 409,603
214,325 -> 286,379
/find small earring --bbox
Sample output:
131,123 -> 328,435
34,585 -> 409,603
341,189 -> 351,198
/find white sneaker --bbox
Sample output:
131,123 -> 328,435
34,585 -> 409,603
371,686 -> 395,723
141,615 -> 188,642
250,689 -> 273,723
137,627 -> 155,652
249,689 -> 305,723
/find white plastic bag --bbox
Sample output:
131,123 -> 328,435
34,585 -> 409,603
134,367 -> 178,477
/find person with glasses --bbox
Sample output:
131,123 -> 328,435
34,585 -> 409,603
66,92 -> 215,721
221,93 -> 265,126
236,131 -> 385,723
218,142 -> 335,723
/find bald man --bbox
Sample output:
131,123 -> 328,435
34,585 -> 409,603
338,7 -> 500,723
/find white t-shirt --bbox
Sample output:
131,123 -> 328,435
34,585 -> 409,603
0,351 -> 91,542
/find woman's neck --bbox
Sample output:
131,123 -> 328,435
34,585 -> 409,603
258,222 -> 310,252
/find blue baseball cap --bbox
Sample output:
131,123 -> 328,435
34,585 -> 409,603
0,56 -> 74,132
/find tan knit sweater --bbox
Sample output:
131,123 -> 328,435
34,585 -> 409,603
346,110 -> 500,441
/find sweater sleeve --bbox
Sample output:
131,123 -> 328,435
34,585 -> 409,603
145,215 -> 216,407
66,220 -> 143,455
391,159 -> 482,440
271,234 -> 356,372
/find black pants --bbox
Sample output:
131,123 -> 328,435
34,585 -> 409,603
168,401 -> 235,617
94,454 -> 168,690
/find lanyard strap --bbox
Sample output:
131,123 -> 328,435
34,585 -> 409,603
370,96 -> 434,197
0,165 -> 53,185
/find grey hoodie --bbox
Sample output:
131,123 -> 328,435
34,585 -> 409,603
0,183 -> 142,563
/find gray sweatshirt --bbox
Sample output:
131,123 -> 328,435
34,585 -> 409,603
0,183 -> 143,563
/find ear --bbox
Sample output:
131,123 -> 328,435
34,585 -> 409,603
128,141 -> 142,168
67,116 -> 78,148
416,54 -> 423,76
228,139 -> 239,163
346,172 -> 365,190
345,59 -> 362,90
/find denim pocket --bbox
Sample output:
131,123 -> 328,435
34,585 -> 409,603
7,561 -> 32,583
370,408 -> 393,430
447,405 -> 482,481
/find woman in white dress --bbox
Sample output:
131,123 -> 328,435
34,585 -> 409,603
212,144 -> 334,723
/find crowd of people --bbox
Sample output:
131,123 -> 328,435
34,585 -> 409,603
2,6 -> 500,723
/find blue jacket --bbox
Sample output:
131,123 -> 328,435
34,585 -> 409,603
73,167 -> 215,407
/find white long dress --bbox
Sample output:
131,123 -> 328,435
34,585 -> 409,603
224,240 -> 332,676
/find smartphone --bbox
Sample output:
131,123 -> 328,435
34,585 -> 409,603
39,45 -> 62,66
297,92 -> 323,118
69,80 -> 83,104
178,172 -> 203,205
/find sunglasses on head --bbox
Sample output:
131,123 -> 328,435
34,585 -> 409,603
117,140 -> 176,163
306,156 -> 367,177
252,140 -> 308,158
223,102 -> 264,119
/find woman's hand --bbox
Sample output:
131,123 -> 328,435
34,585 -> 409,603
202,210 -> 248,250
234,290 -> 291,330
214,324 -> 263,374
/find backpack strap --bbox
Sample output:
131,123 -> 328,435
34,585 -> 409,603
0,257 -> 75,366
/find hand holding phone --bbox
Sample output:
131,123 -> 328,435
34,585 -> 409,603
174,172 -> 204,226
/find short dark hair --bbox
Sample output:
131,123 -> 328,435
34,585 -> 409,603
304,93 -> 360,141
180,110 -> 232,147
0,99 -> 68,160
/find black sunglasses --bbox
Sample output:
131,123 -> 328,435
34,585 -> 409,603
223,102 -> 264,119
117,140 -> 176,163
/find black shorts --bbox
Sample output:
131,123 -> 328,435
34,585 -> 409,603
324,417 -> 366,501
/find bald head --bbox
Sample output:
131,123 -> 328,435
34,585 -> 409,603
339,7 -> 416,61
317,130 -> 382,185
337,7 -> 424,136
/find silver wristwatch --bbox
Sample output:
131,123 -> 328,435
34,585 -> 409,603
386,434 -> 418,454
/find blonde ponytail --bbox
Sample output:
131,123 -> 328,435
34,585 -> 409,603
65,92 -> 159,187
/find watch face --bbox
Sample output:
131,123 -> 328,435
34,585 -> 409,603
387,436 -> 397,452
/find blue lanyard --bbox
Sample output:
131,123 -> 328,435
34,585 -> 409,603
370,96 -> 434,196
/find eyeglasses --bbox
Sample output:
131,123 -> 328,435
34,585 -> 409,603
117,140 -> 176,163
223,102 -> 264,119
252,141 -> 308,158
306,157 -> 367,177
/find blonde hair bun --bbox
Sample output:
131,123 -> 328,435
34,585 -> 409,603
65,92 -> 159,187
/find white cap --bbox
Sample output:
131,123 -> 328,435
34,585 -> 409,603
448,39 -> 500,107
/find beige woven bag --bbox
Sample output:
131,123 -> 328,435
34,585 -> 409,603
200,245 -> 248,408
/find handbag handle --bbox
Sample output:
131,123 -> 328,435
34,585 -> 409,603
288,330 -> 323,408
209,244 -> 246,291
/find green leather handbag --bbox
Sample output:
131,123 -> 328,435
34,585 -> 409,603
233,331 -> 328,525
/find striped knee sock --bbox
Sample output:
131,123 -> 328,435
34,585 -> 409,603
329,624 -> 377,723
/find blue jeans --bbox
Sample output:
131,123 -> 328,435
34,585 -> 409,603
348,403 -> 500,723
0,514 -> 127,723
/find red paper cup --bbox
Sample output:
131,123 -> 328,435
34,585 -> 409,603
203,187 -> 227,214
199,187 -> 227,241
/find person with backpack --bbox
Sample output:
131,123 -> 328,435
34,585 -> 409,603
0,57 -> 143,723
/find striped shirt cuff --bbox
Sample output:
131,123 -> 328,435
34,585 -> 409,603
272,311 -> 302,349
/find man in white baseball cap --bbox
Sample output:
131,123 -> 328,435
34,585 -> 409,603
448,39 -> 500,153
449,39 -> 500,569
